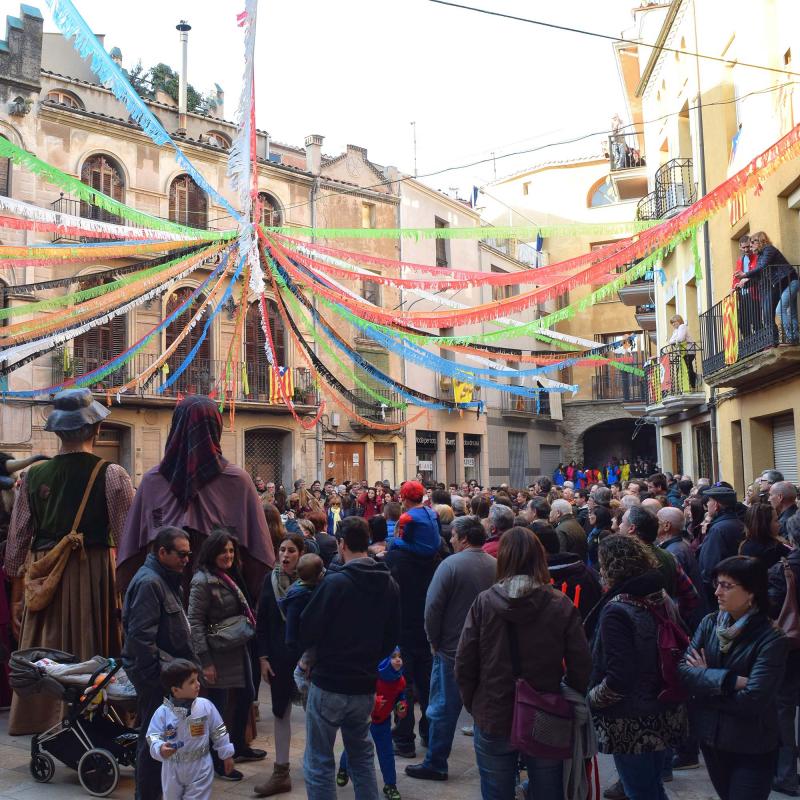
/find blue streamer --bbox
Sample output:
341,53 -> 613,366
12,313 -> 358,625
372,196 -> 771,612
45,0 -> 241,223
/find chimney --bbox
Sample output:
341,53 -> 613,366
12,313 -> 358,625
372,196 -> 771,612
176,20 -> 191,135
214,83 -> 224,118
305,134 -> 324,177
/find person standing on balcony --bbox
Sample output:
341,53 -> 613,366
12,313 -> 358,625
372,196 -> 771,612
746,231 -> 799,344
668,315 -> 697,391
610,113 -> 629,170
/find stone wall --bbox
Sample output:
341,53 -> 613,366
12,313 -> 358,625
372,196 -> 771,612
561,400 -> 640,463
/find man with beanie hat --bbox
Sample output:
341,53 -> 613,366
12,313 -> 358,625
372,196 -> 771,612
5,388 -> 134,734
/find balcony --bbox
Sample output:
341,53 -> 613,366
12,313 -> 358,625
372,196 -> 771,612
481,237 -> 548,267
591,362 -> 647,407
51,350 -> 321,408
607,130 -> 648,200
617,267 -> 654,306
635,303 -> 657,338
699,264 -> 800,388
635,158 -> 696,222
51,194 -> 123,243
437,374 -> 482,403
644,342 -> 705,416
500,390 -> 551,418
348,388 -> 405,430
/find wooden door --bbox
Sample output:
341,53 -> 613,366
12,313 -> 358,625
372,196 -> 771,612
324,442 -> 365,484
244,301 -> 286,399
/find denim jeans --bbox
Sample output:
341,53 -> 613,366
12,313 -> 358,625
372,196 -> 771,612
777,279 -> 800,342
701,745 -> 776,800
613,751 -> 669,800
423,653 -> 462,774
304,684 -> 378,800
340,718 -> 396,786
775,667 -> 800,789
473,724 -> 563,800
392,644 -> 431,749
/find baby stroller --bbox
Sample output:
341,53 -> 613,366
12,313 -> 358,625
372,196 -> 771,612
10,648 -> 138,797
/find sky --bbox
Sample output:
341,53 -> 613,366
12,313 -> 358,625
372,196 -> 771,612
2,0 -> 639,194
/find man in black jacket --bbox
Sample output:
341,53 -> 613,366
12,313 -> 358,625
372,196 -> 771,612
121,526 -> 197,800
698,484 -> 746,607
300,517 -> 400,799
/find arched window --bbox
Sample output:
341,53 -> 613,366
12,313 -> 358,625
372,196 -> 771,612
46,89 -> 84,109
80,154 -> 125,223
244,300 -> 286,399
588,177 -> 616,207
72,274 -> 127,384
169,174 -> 208,229
0,135 -> 10,197
258,192 -> 283,227
206,131 -> 231,149
164,287 -> 212,395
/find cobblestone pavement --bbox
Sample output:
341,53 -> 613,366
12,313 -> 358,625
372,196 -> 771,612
0,694 -> 782,799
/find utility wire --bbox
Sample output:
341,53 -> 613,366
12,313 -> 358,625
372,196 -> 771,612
262,78 -> 798,218
428,0 -> 800,78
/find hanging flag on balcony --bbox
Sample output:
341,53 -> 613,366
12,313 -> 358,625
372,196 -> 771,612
242,363 -> 250,397
659,354 -> 672,392
269,366 -> 293,404
453,379 -> 474,403
723,295 -> 739,365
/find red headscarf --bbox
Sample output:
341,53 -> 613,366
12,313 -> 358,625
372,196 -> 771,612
158,395 -> 229,508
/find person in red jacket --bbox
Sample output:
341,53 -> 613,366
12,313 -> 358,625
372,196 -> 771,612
337,648 -> 408,800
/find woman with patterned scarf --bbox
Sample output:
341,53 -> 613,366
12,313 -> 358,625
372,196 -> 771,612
254,532 -> 305,797
679,555 -> 788,800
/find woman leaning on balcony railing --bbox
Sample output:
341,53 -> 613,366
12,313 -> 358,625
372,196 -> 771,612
745,232 -> 799,344
668,314 -> 697,391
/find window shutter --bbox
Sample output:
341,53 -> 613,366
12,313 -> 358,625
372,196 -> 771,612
773,415 -> 798,483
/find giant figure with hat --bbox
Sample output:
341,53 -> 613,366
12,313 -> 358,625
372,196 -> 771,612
4,388 -> 134,734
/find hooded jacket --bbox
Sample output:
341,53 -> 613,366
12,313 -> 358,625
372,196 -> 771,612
455,579 -> 591,738
372,654 -> 407,724
300,556 -> 400,695
547,552 -> 603,620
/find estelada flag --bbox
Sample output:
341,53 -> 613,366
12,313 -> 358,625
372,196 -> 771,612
659,355 -> 672,392
722,295 -> 739,365
269,366 -> 294,404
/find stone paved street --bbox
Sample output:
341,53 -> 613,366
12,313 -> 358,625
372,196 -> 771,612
0,691 -> 784,800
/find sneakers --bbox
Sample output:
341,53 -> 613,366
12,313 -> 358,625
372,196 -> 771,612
602,780 -> 627,800
671,753 -> 700,770
461,725 -> 474,737
405,764 -> 448,781
336,768 -> 349,787
216,768 -> 244,782
383,785 -> 401,800
392,743 -> 416,759
235,747 -> 267,763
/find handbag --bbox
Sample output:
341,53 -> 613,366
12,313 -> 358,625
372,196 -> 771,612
207,615 -> 255,650
778,558 -> 800,650
507,621 -> 574,760
24,459 -> 105,612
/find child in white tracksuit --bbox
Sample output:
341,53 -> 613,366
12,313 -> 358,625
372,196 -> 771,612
147,659 -> 235,800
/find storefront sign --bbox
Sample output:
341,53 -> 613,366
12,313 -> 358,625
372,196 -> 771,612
416,430 -> 438,448
463,457 -> 476,468
464,435 -> 481,450
417,460 -> 434,472
445,433 -> 457,448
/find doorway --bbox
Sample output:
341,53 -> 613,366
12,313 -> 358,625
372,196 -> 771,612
324,442 -> 366,484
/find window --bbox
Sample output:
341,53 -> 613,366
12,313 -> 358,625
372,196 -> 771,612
164,287 -> 211,394
361,269 -> 381,306
258,192 -> 283,227
244,300 -> 286,398
435,217 -> 449,267
169,174 -> 208,229
491,265 -> 520,302
588,177 -> 615,207
80,154 -> 124,223
361,202 -> 376,229
46,90 -> 83,109
0,135 -> 10,197
73,273 -> 127,376
205,131 -> 231,149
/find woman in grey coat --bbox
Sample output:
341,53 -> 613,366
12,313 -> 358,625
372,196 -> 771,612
189,529 -> 266,780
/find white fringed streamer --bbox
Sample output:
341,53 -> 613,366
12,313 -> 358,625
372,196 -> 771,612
0,195 -> 195,242
45,0 -> 241,223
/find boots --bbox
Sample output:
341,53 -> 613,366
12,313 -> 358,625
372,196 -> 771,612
254,763 -> 291,797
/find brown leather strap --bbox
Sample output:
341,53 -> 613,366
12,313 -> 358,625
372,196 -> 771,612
69,458 -> 106,534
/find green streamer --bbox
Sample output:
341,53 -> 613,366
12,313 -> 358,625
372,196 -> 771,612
0,246 -> 212,320
691,229 -> 703,283
0,137 -> 235,241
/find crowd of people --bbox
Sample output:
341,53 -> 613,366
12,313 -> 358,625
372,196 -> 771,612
3,389 -> 800,800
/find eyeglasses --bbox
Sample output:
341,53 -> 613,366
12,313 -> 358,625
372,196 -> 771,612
171,550 -> 192,560
713,579 -> 740,591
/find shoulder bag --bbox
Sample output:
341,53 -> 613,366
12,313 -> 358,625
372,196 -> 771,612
507,620 -> 574,760
206,571 -> 256,650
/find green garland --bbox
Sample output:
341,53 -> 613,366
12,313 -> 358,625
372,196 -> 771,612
0,137 -> 235,241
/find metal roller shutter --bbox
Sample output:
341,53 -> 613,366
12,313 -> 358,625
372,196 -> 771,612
540,444 -> 562,478
773,414 -> 797,483
508,432 -> 527,488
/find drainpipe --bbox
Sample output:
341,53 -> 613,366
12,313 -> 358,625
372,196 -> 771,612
692,0 -> 719,480
310,175 -> 322,482
176,21 -> 191,135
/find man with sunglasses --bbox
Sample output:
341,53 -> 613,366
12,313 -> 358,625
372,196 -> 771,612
122,526 -> 197,800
